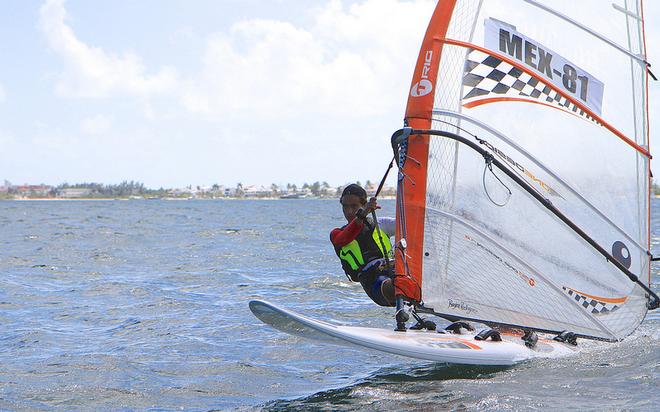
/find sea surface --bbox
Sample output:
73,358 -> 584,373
0,199 -> 657,411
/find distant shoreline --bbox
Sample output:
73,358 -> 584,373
3,194 -> 656,201
5,196 -> 397,201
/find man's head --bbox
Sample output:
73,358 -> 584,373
340,184 -> 367,222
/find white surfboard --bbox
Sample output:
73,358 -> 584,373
249,300 -> 579,366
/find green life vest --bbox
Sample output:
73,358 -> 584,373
336,225 -> 392,281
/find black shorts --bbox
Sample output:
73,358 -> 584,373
358,260 -> 394,307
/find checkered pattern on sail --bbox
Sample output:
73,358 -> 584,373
562,287 -> 623,315
462,50 -> 599,124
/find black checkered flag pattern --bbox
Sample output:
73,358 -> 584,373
462,50 -> 599,124
562,286 -> 621,315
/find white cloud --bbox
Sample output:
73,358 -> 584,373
181,0 -> 435,119
38,0 -> 178,99
80,114 -> 112,135
36,0 -> 434,122
27,0 -> 436,187
36,0 -> 434,123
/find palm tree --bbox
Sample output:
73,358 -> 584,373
308,181 -> 317,195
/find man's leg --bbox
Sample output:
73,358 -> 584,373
361,275 -> 395,307
381,278 -> 395,306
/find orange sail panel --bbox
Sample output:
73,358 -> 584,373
394,0 -> 457,302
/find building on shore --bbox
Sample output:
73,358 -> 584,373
58,188 -> 93,198
16,185 -> 52,198
243,185 -> 275,198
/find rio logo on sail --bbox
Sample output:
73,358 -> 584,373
411,50 -> 434,97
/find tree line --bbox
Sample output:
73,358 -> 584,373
55,181 -> 169,197
1,179 -> 395,199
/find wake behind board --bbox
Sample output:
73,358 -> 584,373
249,300 -> 578,366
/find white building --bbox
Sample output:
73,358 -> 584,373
58,188 -> 93,198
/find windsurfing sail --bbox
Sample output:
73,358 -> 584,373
393,0 -> 655,341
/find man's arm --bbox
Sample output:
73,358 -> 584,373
330,218 -> 364,248
377,217 -> 396,237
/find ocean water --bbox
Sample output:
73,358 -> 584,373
0,199 -> 657,411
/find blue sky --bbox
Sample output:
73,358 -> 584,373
0,0 -> 658,188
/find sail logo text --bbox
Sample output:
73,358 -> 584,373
464,234 -> 536,287
499,29 -> 553,80
411,50 -> 433,97
484,18 -> 604,115
480,140 -> 562,198
498,28 -> 591,102
448,299 -> 476,314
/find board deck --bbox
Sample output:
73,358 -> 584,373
249,300 -> 579,366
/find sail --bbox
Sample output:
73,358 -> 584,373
394,0 -> 652,341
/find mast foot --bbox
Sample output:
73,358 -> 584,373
394,296 -> 409,332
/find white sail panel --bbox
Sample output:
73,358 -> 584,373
422,132 -> 647,340
399,0 -> 652,341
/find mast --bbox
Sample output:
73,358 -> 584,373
394,0 -> 457,303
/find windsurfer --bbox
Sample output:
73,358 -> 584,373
330,184 -> 396,307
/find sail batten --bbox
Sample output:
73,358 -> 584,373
613,3 -> 642,21
523,0 -> 647,63
432,108 -> 648,253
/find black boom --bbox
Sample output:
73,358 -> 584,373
391,127 -> 659,311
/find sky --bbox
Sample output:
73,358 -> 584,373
0,0 -> 658,189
